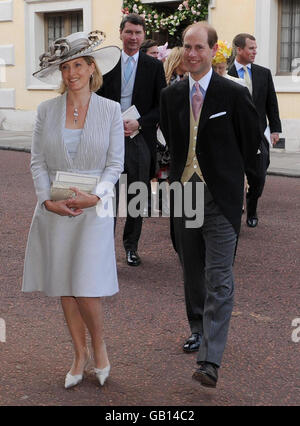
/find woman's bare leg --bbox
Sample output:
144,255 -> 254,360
61,296 -> 89,375
76,297 -> 109,369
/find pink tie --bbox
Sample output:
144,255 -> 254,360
192,82 -> 203,121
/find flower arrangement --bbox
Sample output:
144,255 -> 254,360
122,0 -> 209,37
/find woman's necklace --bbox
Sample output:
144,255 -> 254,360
73,108 -> 79,125
68,93 -> 91,126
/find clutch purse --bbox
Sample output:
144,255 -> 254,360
50,171 -> 100,201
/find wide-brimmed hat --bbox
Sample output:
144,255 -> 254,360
33,30 -> 120,85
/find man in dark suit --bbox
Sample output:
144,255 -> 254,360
160,22 -> 261,387
97,13 -> 166,266
228,33 -> 282,227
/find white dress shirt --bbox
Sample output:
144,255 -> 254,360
189,68 -> 213,101
234,59 -> 252,79
121,50 -> 139,81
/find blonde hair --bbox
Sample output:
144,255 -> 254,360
164,47 -> 184,85
58,56 -> 103,94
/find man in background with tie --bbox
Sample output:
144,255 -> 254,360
228,33 -> 282,228
160,22 -> 261,387
97,13 -> 166,266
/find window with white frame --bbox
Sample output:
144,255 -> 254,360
24,0 -> 91,90
278,0 -> 300,74
255,0 -> 300,92
45,11 -> 83,50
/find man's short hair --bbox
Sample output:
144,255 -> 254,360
182,22 -> 218,49
140,39 -> 158,53
232,33 -> 256,49
120,13 -> 146,32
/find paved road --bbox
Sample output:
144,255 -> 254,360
1,130 -> 300,178
0,150 -> 299,406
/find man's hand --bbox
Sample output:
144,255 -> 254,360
124,119 -> 139,137
271,132 -> 280,146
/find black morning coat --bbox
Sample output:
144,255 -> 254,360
97,51 -> 167,178
160,71 -> 262,235
228,63 -> 282,135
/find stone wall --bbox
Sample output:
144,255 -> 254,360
0,109 -> 36,131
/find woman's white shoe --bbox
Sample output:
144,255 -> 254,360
64,357 -> 90,389
94,364 -> 110,386
64,371 -> 84,389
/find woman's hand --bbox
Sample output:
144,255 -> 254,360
66,187 -> 100,210
44,199 -> 83,216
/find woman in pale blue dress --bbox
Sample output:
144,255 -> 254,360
22,31 -> 123,389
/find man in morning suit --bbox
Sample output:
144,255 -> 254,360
228,33 -> 282,228
160,22 -> 261,387
97,13 -> 166,266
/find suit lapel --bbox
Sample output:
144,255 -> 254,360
179,78 -> 190,135
228,63 -> 239,78
250,64 -> 258,102
198,72 -> 223,136
176,73 -> 225,146
132,52 -> 146,105
229,63 -> 256,99
111,59 -> 122,102
170,79 -> 190,161
176,79 -> 190,160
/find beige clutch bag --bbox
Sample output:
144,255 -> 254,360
50,171 -> 100,201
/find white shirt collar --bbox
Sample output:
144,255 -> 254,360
234,59 -> 252,71
189,68 -> 213,93
122,50 -> 139,63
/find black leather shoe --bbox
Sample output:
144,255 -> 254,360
246,216 -> 258,227
246,197 -> 258,227
183,333 -> 202,353
126,250 -> 141,267
192,362 -> 218,388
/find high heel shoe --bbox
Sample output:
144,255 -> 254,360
65,371 -> 84,389
64,357 -> 90,389
94,364 -> 110,386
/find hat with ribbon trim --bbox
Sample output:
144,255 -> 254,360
33,30 -> 120,85
212,40 -> 232,65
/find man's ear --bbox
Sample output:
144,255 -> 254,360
236,46 -> 242,57
212,43 -> 218,58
